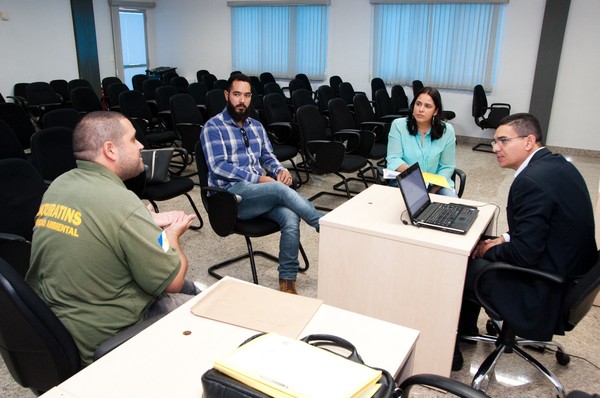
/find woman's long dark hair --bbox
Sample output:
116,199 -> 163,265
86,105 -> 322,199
407,86 -> 446,141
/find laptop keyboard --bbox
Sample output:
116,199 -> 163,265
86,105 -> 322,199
427,204 -> 461,226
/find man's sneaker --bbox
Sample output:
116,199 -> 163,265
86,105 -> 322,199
279,279 -> 297,295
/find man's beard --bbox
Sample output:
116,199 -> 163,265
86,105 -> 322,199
227,100 -> 250,123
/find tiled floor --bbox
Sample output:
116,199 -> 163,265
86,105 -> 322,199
2,141 -> 599,397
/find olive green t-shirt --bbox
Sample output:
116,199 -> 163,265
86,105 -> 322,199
26,161 -> 181,365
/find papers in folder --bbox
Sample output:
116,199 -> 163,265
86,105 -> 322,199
214,333 -> 383,398
383,168 -> 450,188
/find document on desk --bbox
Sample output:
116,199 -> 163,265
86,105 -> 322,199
191,278 -> 322,338
383,168 -> 450,188
214,333 -> 382,398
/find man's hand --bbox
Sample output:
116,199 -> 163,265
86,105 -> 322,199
148,205 -> 189,228
276,169 -> 293,186
471,236 -> 505,259
258,175 -> 276,183
164,213 -> 196,238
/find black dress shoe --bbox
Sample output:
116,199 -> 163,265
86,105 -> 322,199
452,349 -> 464,371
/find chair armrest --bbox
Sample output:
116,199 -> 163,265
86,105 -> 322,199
359,121 -> 388,141
474,262 -> 564,319
93,316 -> 161,361
489,102 -> 511,109
7,95 -> 28,108
399,373 -> 491,398
266,122 -> 293,144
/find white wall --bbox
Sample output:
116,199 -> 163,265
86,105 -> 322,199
1,0 -> 599,151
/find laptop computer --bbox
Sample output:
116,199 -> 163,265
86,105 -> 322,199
396,162 -> 478,234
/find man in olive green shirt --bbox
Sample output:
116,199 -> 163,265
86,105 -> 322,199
26,111 -> 198,365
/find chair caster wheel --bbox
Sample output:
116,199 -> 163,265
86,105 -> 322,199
485,319 -> 497,336
556,351 -> 570,366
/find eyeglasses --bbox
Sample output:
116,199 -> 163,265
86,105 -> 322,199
490,136 -> 527,147
230,91 -> 252,99
240,128 -> 249,148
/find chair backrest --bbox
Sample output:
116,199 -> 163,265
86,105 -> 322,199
329,75 -> 343,97
292,89 -> 316,110
196,69 -> 210,82
30,127 -> 77,181
26,82 -> 61,106
472,84 -> 488,118
562,253 -> 600,331
13,83 -> 29,102
50,79 -> 70,103
371,78 -> 386,101
338,82 -> 355,106
101,76 -> 122,94
170,76 -> 189,93
288,78 -> 305,96
0,257 -> 80,394
264,82 -> 285,97
296,104 -> 328,143
70,87 -> 103,114
249,76 -> 264,96
107,83 -> 129,108
155,85 -> 180,112
0,233 -> 32,278
259,72 -> 276,88
412,80 -> 424,98
295,73 -> 312,91
353,93 -> 376,124
187,82 -> 208,106
263,92 -> 292,125
131,74 -> 148,92
0,102 -> 37,150
214,79 -> 229,91
374,88 -> 395,118
142,79 -> 163,101
201,73 -> 218,90
0,158 -> 47,241
170,93 -> 204,153
391,85 -> 409,111
67,79 -> 92,93
328,97 -> 357,132
205,89 -> 227,118
42,108 -> 81,130
119,90 -> 153,121
317,85 -> 334,113
0,119 -> 27,160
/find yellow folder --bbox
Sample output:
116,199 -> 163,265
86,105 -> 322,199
214,333 -> 382,398
422,172 -> 450,188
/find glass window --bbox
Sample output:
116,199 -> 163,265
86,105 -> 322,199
372,3 -> 505,90
231,5 -> 328,79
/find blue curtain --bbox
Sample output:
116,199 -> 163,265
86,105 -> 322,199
373,3 -> 505,90
232,5 -> 328,79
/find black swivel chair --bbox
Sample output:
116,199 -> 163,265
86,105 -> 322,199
412,79 -> 424,99
371,77 -> 386,103
374,89 -> 404,123
70,86 -> 103,115
194,141 -> 308,284
329,75 -> 343,98
170,93 -> 205,178
0,119 -> 28,161
42,108 -> 81,130
107,82 -> 129,111
316,84 -> 334,117
205,89 -> 227,119
461,253 -> 600,397
472,84 -> 511,152
49,79 -> 71,106
296,104 -> 371,211
391,85 -> 411,116
0,256 -> 159,395
26,82 -> 63,125
131,74 -> 148,92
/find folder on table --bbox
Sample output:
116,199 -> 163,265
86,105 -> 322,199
214,333 -> 382,398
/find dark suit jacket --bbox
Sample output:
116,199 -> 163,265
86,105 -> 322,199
482,147 -> 597,340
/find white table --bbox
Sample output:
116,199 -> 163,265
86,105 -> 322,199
318,184 -> 496,376
41,277 -> 419,398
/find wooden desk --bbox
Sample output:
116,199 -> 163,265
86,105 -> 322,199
318,184 -> 496,376
41,277 -> 418,398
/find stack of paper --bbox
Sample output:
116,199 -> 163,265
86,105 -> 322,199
214,333 -> 383,398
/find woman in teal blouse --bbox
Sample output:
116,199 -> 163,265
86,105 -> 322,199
386,86 -> 457,196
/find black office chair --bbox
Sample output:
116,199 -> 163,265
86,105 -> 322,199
412,79 -> 424,99
391,85 -> 411,116
201,73 -> 218,90
0,256 -> 158,395
0,158 -> 47,242
131,74 -> 148,92
374,89 -> 404,123
316,84 -> 334,117
70,86 -> 103,115
49,79 -> 71,106
42,108 -> 81,129
329,75 -> 343,98
187,81 -> 209,119
472,84 -> 511,152
398,374 -> 490,398
0,102 -> 37,151
461,253 -> 600,397
195,140 -> 308,284
371,77 -> 386,104
170,76 -> 189,93
296,105 -> 371,211
25,82 -> 63,124
30,127 -> 77,182
205,88 -> 227,119
170,93 -> 204,177
0,119 -> 28,161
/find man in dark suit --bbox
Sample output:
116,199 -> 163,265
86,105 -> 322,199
453,113 -> 597,370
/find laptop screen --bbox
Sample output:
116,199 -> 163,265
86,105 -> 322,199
397,163 -> 430,219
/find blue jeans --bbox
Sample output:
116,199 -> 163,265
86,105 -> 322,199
229,180 -> 323,280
